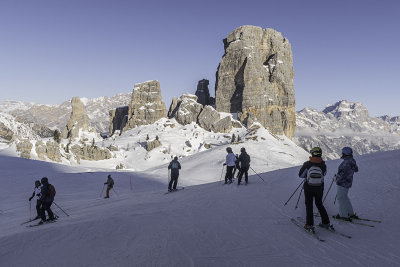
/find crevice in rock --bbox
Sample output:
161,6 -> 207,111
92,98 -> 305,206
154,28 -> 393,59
231,58 -> 247,113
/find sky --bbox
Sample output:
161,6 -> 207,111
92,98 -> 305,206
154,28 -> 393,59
0,0 -> 399,116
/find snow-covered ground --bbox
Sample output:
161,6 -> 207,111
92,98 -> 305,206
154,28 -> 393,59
1,145 -> 400,266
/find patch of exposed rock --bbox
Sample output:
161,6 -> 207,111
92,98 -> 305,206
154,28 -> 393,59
16,140 -> 33,159
195,79 -> 213,106
215,25 -> 295,138
0,122 -> 14,141
146,139 -> 162,152
197,106 -> 233,133
70,144 -> 112,164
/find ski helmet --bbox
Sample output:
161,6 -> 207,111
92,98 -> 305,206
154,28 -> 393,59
310,147 -> 322,157
35,180 -> 41,186
342,147 -> 353,156
41,177 -> 48,184
240,147 -> 246,153
226,147 -> 232,153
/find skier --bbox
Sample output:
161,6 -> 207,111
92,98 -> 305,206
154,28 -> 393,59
167,156 -> 181,192
298,147 -> 332,231
237,147 -> 251,185
223,147 -> 236,184
39,177 -> 55,224
334,147 -> 359,221
104,175 -> 114,199
28,180 -> 42,220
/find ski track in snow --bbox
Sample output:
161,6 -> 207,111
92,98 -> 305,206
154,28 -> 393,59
1,149 -> 400,266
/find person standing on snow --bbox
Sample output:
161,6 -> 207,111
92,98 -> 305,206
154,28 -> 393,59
167,156 -> 181,192
334,147 -> 359,221
29,180 -> 42,220
39,177 -> 55,224
237,147 -> 251,185
298,147 -> 332,231
104,175 -> 114,199
223,147 -> 236,184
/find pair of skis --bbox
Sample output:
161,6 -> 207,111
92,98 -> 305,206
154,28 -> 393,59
164,187 -> 185,195
314,213 -> 381,227
291,217 -> 352,242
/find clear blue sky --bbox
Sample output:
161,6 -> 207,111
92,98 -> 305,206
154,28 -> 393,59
0,0 -> 399,116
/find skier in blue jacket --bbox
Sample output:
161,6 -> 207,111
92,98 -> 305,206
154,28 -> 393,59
334,147 -> 359,220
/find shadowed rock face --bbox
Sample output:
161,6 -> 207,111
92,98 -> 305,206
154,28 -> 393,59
215,25 -> 295,138
124,80 -> 167,130
195,79 -> 211,106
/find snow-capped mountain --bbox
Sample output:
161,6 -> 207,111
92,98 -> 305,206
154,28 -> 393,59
295,100 -> 400,159
1,93 -> 131,134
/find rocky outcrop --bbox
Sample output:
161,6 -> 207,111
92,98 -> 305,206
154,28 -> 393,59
62,97 -> 94,139
109,106 -> 129,136
215,25 -> 295,138
124,80 -> 167,130
197,106 -> 232,133
0,122 -> 14,141
16,140 -> 32,159
70,144 -> 112,163
195,79 -> 212,106
146,139 -> 162,152
168,94 -> 203,125
46,141 -> 62,162
35,141 -> 47,160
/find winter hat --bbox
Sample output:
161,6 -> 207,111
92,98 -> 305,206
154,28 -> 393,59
35,180 -> 41,186
41,177 -> 48,184
226,147 -> 233,153
240,147 -> 246,153
310,147 -> 322,157
342,147 -> 353,156
108,175 -> 112,178
174,156 -> 178,161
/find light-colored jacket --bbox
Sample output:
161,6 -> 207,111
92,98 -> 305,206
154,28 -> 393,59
225,153 -> 236,167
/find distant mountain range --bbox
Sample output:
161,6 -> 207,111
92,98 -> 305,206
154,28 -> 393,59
294,100 -> 400,159
1,95 -> 399,160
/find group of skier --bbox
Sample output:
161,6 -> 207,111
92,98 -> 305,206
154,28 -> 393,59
28,177 -> 56,225
298,146 -> 359,232
27,144 -> 359,232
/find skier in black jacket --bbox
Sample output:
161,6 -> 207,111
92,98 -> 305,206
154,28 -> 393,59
237,147 -> 251,185
298,147 -> 331,231
168,157 -> 181,191
39,177 -> 55,224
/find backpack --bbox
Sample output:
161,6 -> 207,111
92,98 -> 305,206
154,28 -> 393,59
307,166 -> 324,186
49,184 -> 56,198
171,161 -> 179,169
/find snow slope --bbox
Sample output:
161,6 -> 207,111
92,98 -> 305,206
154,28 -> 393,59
1,148 -> 400,266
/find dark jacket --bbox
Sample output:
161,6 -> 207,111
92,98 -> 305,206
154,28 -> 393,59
238,152 -> 251,168
336,155 -> 358,188
299,157 -> 327,184
168,160 -> 181,179
40,182 -> 54,203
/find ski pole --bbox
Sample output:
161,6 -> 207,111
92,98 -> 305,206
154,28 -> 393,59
29,201 -> 32,219
220,165 -> 225,184
295,188 -> 303,209
53,202 -> 69,217
100,184 -> 105,197
323,176 -> 335,203
284,180 -> 304,206
250,166 -> 265,182
334,195 -> 337,205
112,188 -> 119,196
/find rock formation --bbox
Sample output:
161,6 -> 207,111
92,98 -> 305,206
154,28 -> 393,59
146,139 -> 162,152
215,25 -> 295,138
125,80 -> 167,130
70,144 -> 112,164
16,140 -> 33,159
197,105 -> 232,133
195,79 -> 211,106
0,122 -> 14,141
62,97 -> 94,139
168,94 -> 203,125
109,106 -> 129,136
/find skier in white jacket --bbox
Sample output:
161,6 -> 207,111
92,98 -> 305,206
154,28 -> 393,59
223,147 -> 236,184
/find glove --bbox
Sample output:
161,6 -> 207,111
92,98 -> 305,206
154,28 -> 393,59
29,197 -> 33,201
333,174 -> 337,182
223,163 -> 227,166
